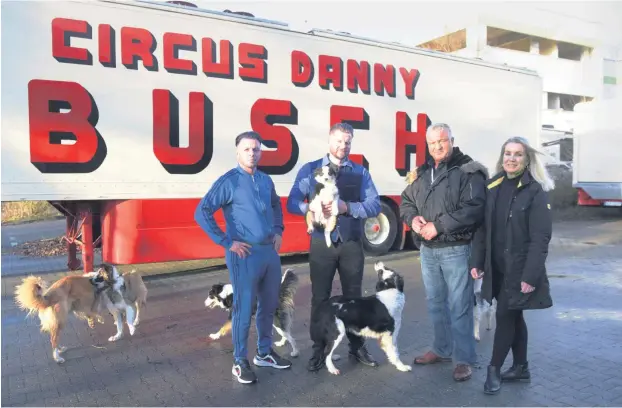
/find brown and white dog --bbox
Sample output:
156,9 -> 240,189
14,273 -> 109,363
94,264 -> 148,342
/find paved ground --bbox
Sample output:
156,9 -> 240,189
1,219 -> 65,249
2,215 -> 622,407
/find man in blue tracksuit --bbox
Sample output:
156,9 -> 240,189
194,131 -> 291,384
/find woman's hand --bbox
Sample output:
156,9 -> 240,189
521,281 -> 535,293
470,268 -> 484,279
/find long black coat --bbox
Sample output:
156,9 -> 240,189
470,170 -> 553,310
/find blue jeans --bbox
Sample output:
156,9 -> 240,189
420,243 -> 477,365
226,244 -> 281,362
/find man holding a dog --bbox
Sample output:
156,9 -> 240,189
195,131 -> 291,385
287,122 -> 382,372
400,123 -> 487,382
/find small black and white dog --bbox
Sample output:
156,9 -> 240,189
310,261 -> 412,375
204,268 -> 300,357
473,277 -> 496,341
305,165 -> 340,247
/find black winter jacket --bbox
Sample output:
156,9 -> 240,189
399,147 -> 488,247
470,170 -> 553,310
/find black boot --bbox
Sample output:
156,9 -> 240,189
484,365 -> 501,395
307,346 -> 325,372
349,345 -> 378,367
501,362 -> 531,382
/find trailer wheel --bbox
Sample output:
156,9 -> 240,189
362,201 -> 398,256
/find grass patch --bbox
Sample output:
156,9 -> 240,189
1,201 -> 62,225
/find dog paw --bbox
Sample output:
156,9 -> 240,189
108,333 -> 123,342
290,350 -> 300,358
57,346 -> 67,354
327,366 -> 341,375
54,356 -> 65,364
397,364 -> 412,372
209,333 -> 221,340
274,339 -> 287,347
475,335 -> 480,342
97,316 -> 105,324
128,325 -> 136,336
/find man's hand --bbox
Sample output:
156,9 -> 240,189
411,216 -> 427,234
420,223 -> 438,240
521,281 -> 535,293
471,268 -> 484,279
322,200 -> 346,217
230,241 -> 251,258
273,234 -> 282,252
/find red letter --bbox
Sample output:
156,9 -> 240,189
291,50 -> 314,87
202,39 -> 233,79
330,105 -> 370,169
251,99 -> 299,175
28,80 -> 105,173
347,60 -> 370,95
163,32 -> 197,75
395,112 -> 431,176
52,18 -> 92,65
239,43 -> 267,83
98,24 -> 115,67
153,90 -> 214,174
121,27 -> 158,71
373,63 -> 396,97
400,68 -> 420,100
319,55 -> 343,91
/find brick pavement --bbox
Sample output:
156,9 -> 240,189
2,217 -> 622,407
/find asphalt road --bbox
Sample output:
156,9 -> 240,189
1,219 -> 65,249
2,215 -> 622,407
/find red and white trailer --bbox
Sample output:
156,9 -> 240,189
1,0 -> 543,272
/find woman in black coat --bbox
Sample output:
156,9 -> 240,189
470,136 -> 555,395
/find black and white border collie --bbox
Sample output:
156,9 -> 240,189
311,261 -> 412,375
305,165 -> 340,247
204,268 -> 300,357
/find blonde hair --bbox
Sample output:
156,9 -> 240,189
495,136 -> 555,192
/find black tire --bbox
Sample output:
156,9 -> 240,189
405,229 -> 421,250
362,200 -> 398,256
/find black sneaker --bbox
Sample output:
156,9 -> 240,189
253,348 -> 292,369
232,359 -> 257,384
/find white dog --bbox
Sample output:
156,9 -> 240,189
306,165 -> 340,247
473,278 -> 496,341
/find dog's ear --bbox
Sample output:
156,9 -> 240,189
313,167 -> 324,178
327,164 -> 338,177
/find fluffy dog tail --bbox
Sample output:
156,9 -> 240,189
14,276 -> 50,315
278,269 -> 299,312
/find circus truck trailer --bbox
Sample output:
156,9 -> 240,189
0,0 -> 543,273
572,96 -> 622,208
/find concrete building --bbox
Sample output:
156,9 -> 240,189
414,2 -> 622,162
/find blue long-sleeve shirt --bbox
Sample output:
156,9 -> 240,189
195,166 -> 284,249
287,155 -> 381,242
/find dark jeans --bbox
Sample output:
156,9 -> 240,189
308,236 -> 365,353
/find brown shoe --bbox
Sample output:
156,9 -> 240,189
413,351 -> 452,365
453,363 -> 472,382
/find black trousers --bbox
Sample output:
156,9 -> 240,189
308,236 -> 365,353
490,272 -> 529,367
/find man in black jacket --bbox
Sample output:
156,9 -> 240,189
400,123 -> 487,382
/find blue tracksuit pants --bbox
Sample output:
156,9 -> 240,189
226,243 -> 282,362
